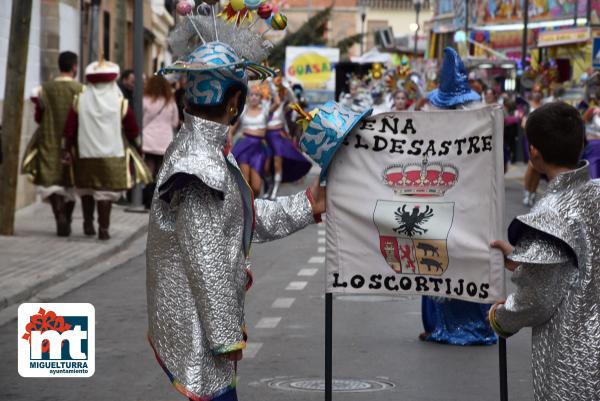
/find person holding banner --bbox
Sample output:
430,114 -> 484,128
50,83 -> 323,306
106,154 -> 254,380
146,11 -> 325,401
419,47 -> 497,346
489,102 -> 599,401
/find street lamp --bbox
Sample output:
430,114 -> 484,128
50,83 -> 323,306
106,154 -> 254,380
413,0 -> 423,59
359,1 -> 367,55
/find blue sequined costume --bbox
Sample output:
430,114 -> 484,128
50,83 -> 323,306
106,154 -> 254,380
421,47 -> 497,346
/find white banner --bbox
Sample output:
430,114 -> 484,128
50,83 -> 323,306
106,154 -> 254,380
325,107 -> 506,303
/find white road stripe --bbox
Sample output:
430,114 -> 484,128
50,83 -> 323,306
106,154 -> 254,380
256,317 -> 282,329
317,247 -> 325,253
309,256 -> 325,264
318,230 -> 325,236
286,281 -> 308,290
272,297 -> 295,308
318,237 -> 326,244
244,342 -> 263,358
298,268 -> 319,277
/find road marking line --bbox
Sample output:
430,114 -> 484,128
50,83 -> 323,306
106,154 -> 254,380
272,297 -> 295,308
256,317 -> 282,329
318,247 -> 325,253
318,238 -> 325,244
286,281 -> 308,290
318,230 -> 325,236
298,268 -> 319,277
309,256 -> 325,264
244,342 -> 263,358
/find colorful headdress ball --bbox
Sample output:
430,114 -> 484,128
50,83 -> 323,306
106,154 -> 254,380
427,47 -> 481,108
293,101 -> 372,182
85,60 -> 120,84
176,0 -> 196,15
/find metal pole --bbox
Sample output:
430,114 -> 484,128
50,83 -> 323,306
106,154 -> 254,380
465,0 -> 469,54
586,0 -> 591,26
414,3 -> 421,59
360,10 -> 366,56
128,0 -> 145,211
520,0 -> 529,95
573,0 -> 578,26
325,292 -> 333,401
0,0 -> 33,236
499,337 -> 508,401
89,0 -> 100,64
465,0 -> 469,33
79,0 -> 85,80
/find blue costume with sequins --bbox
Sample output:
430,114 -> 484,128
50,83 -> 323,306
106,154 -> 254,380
421,48 -> 497,346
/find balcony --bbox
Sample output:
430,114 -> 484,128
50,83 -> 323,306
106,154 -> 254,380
361,0 -> 431,10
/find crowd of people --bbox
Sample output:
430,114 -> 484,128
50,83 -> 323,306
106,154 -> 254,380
25,48 -> 315,242
337,56 -> 600,209
19,6 -> 600,399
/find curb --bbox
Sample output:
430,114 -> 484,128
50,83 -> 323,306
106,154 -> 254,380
0,231 -> 148,327
0,222 -> 148,314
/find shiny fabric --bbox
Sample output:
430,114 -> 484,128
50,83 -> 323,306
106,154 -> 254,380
422,297 -> 497,345
298,101 -> 372,182
427,47 -> 481,108
147,112 -> 314,401
231,134 -> 269,177
266,129 -> 312,182
495,161 -> 600,401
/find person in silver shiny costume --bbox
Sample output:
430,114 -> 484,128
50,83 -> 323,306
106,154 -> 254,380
146,14 -> 325,401
147,95 -> 325,401
490,102 -> 600,401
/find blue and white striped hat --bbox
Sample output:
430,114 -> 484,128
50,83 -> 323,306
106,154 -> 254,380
160,41 -> 275,107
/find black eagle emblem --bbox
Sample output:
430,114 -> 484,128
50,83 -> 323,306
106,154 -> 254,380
393,205 -> 434,237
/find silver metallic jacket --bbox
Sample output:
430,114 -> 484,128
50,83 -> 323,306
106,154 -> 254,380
146,113 -> 315,400
495,162 -> 600,401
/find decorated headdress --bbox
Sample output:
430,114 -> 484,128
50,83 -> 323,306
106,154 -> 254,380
428,47 -> 480,108
85,59 -> 120,84
292,102 -> 372,182
160,0 -> 285,109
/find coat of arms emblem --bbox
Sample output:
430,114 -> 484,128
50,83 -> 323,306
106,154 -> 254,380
374,200 -> 454,276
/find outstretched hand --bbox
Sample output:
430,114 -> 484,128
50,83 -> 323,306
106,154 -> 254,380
490,240 -> 519,272
308,177 -> 326,216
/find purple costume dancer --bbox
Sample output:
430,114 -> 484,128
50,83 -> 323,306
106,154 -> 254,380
266,99 -> 312,199
231,102 -> 271,192
583,116 -> 600,179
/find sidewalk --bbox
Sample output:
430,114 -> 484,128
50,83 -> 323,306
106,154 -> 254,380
0,201 -> 148,314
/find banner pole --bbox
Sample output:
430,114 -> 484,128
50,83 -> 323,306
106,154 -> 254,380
499,337 -> 508,401
325,292 -> 333,401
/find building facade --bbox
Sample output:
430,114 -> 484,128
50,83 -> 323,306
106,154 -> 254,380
0,0 -> 173,209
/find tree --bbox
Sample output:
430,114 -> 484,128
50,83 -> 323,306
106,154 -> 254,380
0,0 -> 33,235
267,7 -> 332,68
336,33 -> 364,60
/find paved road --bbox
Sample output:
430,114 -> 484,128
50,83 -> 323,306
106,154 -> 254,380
0,178 -> 533,401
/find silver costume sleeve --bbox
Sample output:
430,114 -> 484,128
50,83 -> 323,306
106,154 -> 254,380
175,182 -> 245,354
495,261 -> 575,334
253,191 -> 315,243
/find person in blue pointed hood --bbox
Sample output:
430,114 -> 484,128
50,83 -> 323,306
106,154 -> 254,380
420,47 -> 497,346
